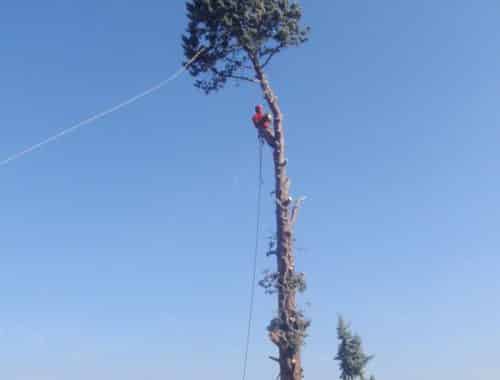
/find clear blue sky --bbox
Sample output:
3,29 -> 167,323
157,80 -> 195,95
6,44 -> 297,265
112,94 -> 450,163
1,1 -> 499,379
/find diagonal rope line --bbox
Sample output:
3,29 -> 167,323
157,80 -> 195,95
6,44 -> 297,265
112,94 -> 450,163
242,138 -> 265,380
0,49 -> 204,167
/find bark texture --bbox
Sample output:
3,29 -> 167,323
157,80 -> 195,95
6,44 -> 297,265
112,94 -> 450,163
252,56 -> 303,380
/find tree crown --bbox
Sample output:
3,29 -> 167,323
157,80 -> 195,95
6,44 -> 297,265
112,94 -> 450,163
182,0 -> 310,92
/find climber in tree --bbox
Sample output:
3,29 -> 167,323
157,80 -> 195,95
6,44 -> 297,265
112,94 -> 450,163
252,104 -> 272,129
252,104 -> 275,147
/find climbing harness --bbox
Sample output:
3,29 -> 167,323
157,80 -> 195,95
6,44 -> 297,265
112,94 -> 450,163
241,137 -> 265,380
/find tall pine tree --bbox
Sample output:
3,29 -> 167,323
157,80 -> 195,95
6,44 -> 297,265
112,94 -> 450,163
182,2 -> 310,380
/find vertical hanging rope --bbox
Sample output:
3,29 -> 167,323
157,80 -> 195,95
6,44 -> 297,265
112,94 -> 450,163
241,137 -> 265,380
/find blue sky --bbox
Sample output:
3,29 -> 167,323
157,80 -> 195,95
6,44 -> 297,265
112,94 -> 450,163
1,1 -> 500,379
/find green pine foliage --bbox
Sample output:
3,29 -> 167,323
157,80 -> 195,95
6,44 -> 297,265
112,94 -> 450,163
182,0 -> 310,92
335,316 -> 375,380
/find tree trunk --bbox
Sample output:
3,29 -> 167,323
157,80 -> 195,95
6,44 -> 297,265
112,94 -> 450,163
252,58 -> 303,380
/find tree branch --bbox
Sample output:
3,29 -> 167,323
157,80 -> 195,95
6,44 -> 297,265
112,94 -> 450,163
226,56 -> 253,70
228,74 -> 259,83
269,356 -> 280,363
261,52 -> 277,68
261,45 -> 283,68
290,196 -> 307,226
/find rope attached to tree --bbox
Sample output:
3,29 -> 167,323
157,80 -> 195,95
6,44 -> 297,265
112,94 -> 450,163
0,49 -> 204,167
241,137 -> 265,380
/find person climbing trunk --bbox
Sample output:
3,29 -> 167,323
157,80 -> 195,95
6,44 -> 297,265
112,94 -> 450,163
252,104 -> 276,148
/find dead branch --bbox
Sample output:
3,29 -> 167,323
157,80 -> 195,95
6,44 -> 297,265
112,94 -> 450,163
290,196 -> 307,226
269,356 -> 280,363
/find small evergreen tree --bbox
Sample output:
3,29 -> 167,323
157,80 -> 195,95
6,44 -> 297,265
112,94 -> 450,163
335,316 -> 374,380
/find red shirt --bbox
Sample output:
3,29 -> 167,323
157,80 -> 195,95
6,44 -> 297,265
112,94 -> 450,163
252,111 -> 270,129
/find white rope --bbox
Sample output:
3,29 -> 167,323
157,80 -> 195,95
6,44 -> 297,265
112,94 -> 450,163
0,49 -> 204,167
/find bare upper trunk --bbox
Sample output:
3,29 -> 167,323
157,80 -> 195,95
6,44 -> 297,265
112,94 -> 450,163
251,57 -> 303,380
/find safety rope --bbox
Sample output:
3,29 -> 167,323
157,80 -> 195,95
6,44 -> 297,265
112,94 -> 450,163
241,136 -> 265,380
0,49 -> 204,167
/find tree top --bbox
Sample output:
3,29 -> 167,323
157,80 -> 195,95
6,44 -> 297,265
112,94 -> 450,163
182,0 -> 310,93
